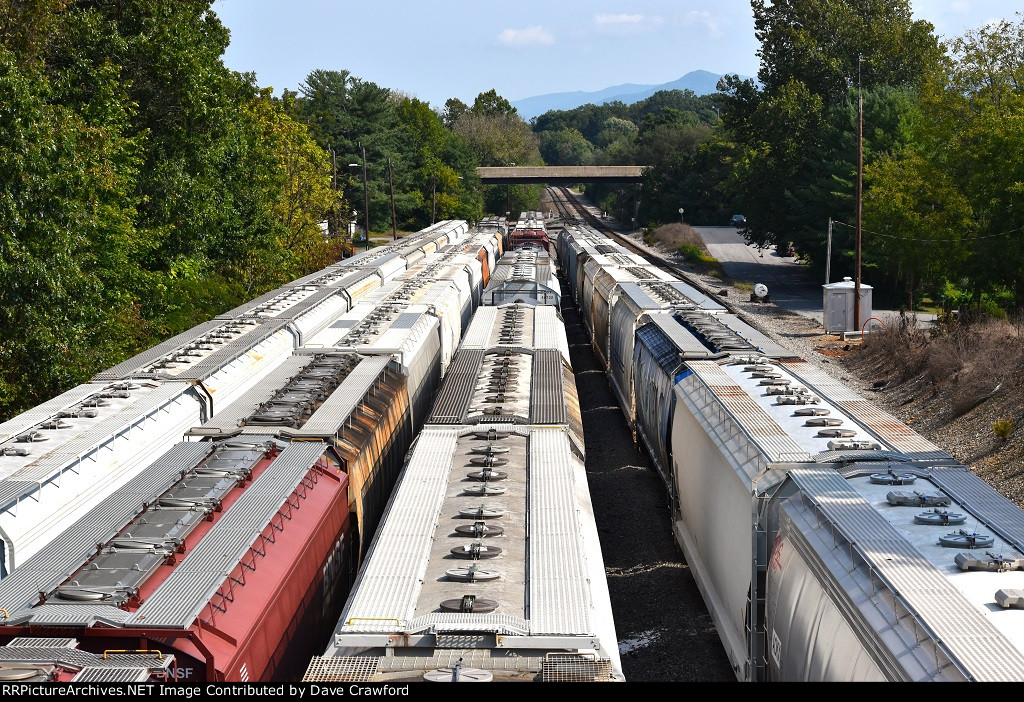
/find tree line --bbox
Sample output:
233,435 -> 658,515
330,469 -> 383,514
9,0 -> 1018,420
528,1 -> 1024,315
0,0 -> 538,420
530,90 -> 726,226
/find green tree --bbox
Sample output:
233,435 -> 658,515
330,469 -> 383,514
0,1 -> 313,418
631,90 -> 716,124
453,90 -> 543,214
52,2 -> 279,269
533,102 -> 629,143
777,84 -> 919,270
299,69 -> 401,233
441,97 -> 468,128
864,149 -> 973,308
595,117 -> 638,148
0,0 -> 66,64
921,16 -> 1024,307
238,89 -> 343,291
725,78 -> 825,248
529,89 -> 724,222
636,123 -> 727,226
752,0 -> 941,105
539,128 -> 594,166
296,73 -> 485,232
722,0 -> 941,271
472,88 -> 517,117
0,48 -> 146,415
394,96 -> 481,226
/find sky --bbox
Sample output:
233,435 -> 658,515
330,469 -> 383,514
212,0 -> 1023,108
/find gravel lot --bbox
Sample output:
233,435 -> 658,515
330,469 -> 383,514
560,287 -> 735,682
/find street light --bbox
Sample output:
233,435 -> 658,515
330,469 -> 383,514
505,162 -> 515,217
350,142 -> 370,250
347,163 -> 362,254
433,173 -> 463,226
386,156 -> 397,240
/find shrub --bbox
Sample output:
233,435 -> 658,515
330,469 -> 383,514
993,419 -> 1014,441
649,223 -> 707,252
857,315 -> 1024,419
677,243 -> 708,261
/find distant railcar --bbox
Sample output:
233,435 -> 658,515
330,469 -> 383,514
483,245 -> 561,306
511,210 -> 551,250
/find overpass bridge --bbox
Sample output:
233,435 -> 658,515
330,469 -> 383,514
476,166 -> 646,185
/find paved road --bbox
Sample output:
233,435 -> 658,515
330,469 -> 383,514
694,226 -> 936,329
695,226 -> 824,318
553,190 -> 935,330
559,192 -> 823,317
557,193 -> 825,321
696,227 -> 823,317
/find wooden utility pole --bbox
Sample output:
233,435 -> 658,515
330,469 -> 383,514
505,162 -> 515,221
430,172 -> 437,225
387,157 -> 397,240
329,146 -> 340,257
361,143 -> 370,250
855,57 -> 864,334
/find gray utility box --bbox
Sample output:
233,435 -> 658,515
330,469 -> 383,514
823,277 -> 872,333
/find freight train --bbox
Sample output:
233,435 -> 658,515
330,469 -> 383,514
0,221 -> 472,579
552,191 -> 1024,682
482,244 -> 561,307
511,210 -> 551,251
0,220 -> 512,682
306,214 -> 623,683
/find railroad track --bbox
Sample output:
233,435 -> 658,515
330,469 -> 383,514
545,187 -> 743,315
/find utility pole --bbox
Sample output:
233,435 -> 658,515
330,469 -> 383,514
431,172 -> 437,225
825,218 -> 833,285
855,55 -> 864,334
361,142 -> 370,250
387,157 -> 397,240
505,162 -> 515,219
329,145 -> 340,256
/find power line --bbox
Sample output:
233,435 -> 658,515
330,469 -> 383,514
830,219 -> 1024,243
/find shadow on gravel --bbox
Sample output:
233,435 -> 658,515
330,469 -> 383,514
560,284 -> 735,682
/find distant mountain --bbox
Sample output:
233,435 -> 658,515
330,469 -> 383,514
512,70 -> 739,120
